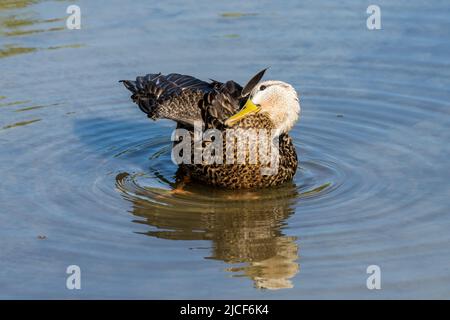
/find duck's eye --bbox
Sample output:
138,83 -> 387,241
259,85 -> 266,91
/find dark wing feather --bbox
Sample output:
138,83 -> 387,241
120,70 -> 270,129
121,73 -> 246,129
120,73 -> 215,126
200,80 -> 244,129
241,68 -> 268,97
199,68 -> 269,129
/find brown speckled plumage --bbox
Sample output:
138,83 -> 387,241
121,71 -> 298,189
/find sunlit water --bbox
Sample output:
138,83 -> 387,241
1,0 -> 450,299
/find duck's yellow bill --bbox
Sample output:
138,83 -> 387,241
225,99 -> 260,127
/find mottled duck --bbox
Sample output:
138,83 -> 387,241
121,69 -> 301,189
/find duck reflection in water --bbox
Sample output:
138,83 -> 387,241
116,172 -> 300,290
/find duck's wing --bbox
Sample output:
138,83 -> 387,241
200,80 -> 244,129
200,68 -> 268,129
120,73 -> 216,127
120,69 -> 267,129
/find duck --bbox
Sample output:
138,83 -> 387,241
120,68 -> 301,189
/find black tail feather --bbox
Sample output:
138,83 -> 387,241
120,78 -> 160,118
119,80 -> 137,93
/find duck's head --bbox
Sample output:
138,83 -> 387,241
225,80 -> 301,134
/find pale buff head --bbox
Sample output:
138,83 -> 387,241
249,80 -> 301,134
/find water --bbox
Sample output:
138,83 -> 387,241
1,0 -> 450,299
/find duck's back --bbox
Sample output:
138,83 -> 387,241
121,73 -> 244,129
184,114 -> 298,189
